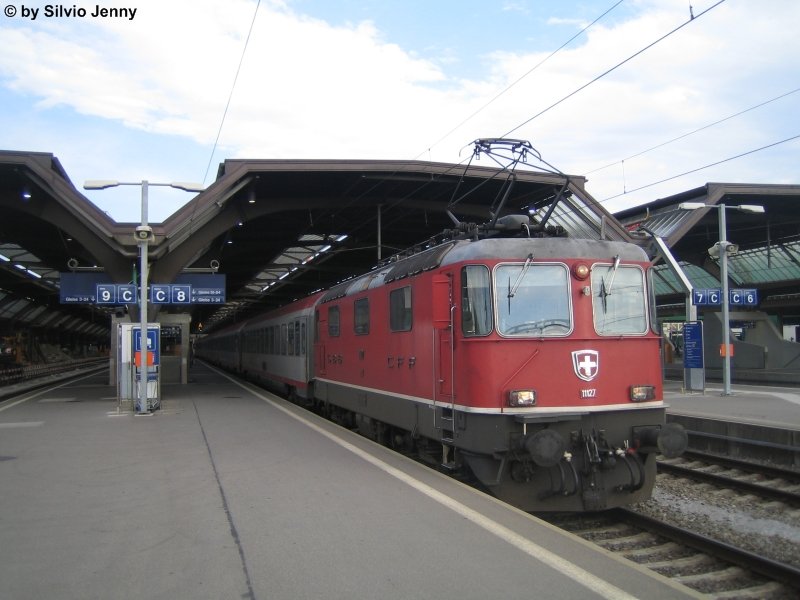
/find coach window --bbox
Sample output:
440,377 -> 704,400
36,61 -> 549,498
300,321 -> 306,354
591,264 -> 647,335
461,265 -> 492,336
288,321 -> 295,355
328,306 -> 340,337
354,298 -> 370,335
281,323 -> 288,355
389,287 -> 412,332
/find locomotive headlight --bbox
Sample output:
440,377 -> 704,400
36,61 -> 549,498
572,263 -> 590,280
508,389 -> 536,407
630,385 -> 656,402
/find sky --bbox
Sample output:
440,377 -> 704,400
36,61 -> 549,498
1,0 -> 798,223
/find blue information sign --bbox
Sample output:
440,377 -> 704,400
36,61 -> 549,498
60,273 -> 225,305
96,284 -> 116,304
117,284 -> 137,304
171,284 -> 192,304
150,284 -> 171,304
692,288 -> 722,306
692,288 -> 759,307
133,328 -> 160,366
730,288 -> 758,306
682,322 -> 704,369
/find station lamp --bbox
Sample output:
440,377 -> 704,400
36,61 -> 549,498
83,179 -> 204,414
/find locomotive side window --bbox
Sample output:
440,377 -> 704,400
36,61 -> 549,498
461,265 -> 492,336
591,265 -> 648,335
354,298 -> 370,335
495,264 -> 570,336
389,287 -> 412,332
328,306 -> 340,337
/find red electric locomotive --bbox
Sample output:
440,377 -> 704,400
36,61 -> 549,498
197,226 -> 686,512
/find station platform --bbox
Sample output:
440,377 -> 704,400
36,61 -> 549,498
0,363 -> 700,600
664,379 -> 800,430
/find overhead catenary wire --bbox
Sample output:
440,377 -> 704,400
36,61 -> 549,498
501,0 -> 727,139
584,86 -> 800,175
415,0 -> 626,160
598,133 -> 800,203
201,0 -> 262,186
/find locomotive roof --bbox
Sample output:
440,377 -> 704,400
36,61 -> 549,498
441,237 -> 649,265
318,236 -> 648,301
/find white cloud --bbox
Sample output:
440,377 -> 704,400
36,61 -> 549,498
0,0 -> 797,220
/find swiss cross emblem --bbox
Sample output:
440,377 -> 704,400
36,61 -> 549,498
572,350 -> 599,382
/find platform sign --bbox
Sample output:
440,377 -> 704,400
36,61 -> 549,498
692,287 -> 759,307
692,288 -> 722,306
60,272 -> 104,303
729,288 -> 758,306
96,284 -> 116,304
171,284 -> 191,305
60,273 -> 225,305
117,284 -> 137,304
150,284 -> 171,304
175,274 -> 226,304
190,287 -> 226,304
682,321 -> 704,392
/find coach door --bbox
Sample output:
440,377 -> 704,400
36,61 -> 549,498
314,309 -> 326,377
432,274 -> 454,402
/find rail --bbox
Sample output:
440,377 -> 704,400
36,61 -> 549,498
0,358 -> 107,387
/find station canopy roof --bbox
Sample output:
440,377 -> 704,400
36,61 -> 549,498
1,141 -> 634,336
5,146 -> 799,339
616,182 -> 800,316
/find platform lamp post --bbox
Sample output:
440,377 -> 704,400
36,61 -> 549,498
83,180 -> 205,414
678,202 -> 765,396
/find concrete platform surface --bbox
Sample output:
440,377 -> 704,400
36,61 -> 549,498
0,364 -> 701,600
664,379 -> 800,430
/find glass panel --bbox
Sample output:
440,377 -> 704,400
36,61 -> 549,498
461,265 -> 492,336
328,306 -> 340,337
390,287 -> 412,332
495,264 -> 570,336
592,265 -> 647,334
354,298 -> 369,335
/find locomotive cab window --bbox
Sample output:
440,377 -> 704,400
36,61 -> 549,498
591,264 -> 648,335
389,287 -> 412,332
328,306 -> 340,337
495,263 -> 571,337
461,265 -> 492,336
354,298 -> 369,335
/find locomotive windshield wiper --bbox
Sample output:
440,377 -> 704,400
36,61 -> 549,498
508,253 -> 534,299
599,255 -> 620,313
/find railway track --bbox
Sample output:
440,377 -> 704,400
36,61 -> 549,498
657,450 -> 800,506
543,508 -> 800,599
